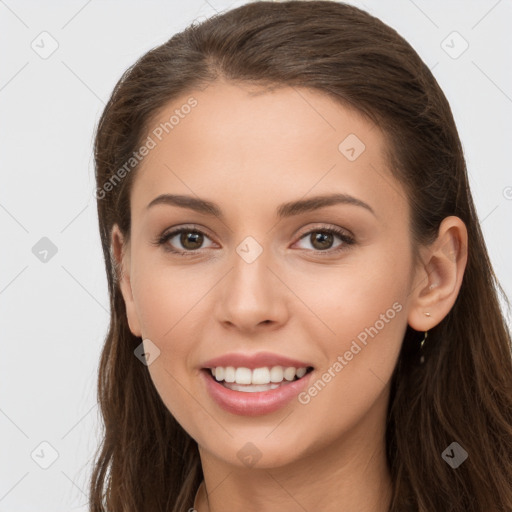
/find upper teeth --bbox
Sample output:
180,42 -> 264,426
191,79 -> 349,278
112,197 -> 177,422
210,366 -> 308,385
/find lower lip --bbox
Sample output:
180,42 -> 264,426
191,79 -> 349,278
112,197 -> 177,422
200,369 -> 314,416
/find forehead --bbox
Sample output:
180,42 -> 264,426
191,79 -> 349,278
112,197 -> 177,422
129,80 -> 406,223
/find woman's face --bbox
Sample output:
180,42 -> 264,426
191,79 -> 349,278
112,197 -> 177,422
114,80 -> 420,470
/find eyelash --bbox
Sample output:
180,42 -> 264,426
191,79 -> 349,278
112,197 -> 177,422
152,224 -> 355,257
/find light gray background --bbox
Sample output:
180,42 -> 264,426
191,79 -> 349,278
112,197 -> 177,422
1,1 -> 511,510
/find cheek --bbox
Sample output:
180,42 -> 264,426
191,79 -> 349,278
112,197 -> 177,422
129,262 -> 214,421
290,292 -> 407,453
294,246 -> 410,345
131,261 -> 204,338
320,291 -> 405,381
293,250 -> 410,408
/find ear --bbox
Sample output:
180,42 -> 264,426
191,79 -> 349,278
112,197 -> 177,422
407,216 -> 468,332
111,224 -> 142,337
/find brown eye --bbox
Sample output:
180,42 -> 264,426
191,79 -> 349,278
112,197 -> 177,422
310,231 -> 334,250
155,227 -> 215,254
155,225 -> 354,256
179,231 -> 204,250
294,227 -> 355,255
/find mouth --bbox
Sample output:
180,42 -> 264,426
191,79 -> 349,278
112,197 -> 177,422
201,365 -> 315,393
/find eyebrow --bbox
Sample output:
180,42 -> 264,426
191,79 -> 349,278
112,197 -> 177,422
146,192 -> 376,218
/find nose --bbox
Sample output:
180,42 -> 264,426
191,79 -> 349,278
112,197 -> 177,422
215,249 -> 290,334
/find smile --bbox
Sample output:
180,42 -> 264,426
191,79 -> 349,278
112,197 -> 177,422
200,365 -> 315,416
208,365 -> 313,391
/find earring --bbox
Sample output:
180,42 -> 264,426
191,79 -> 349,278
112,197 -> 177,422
419,312 -> 431,365
419,330 -> 428,365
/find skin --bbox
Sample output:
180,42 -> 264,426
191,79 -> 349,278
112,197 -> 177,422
111,79 -> 468,512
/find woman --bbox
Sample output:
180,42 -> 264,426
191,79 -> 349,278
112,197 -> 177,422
89,1 -> 512,510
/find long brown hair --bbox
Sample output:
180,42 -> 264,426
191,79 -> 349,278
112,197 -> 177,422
90,2 -> 512,510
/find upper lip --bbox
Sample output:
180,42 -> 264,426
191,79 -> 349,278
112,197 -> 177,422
201,351 -> 314,370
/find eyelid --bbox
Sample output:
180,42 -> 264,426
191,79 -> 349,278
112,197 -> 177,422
295,223 -> 354,241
